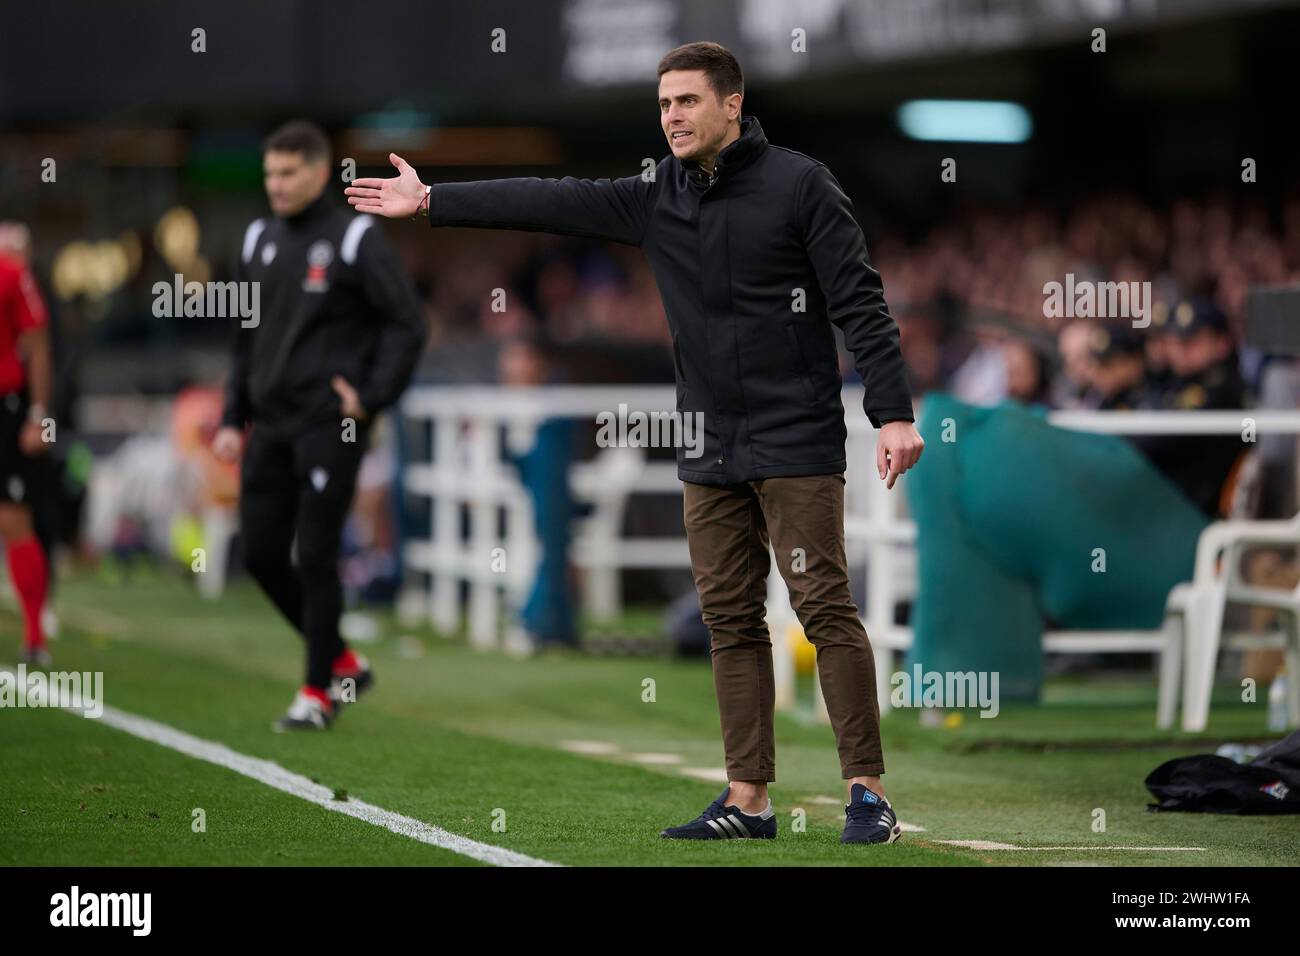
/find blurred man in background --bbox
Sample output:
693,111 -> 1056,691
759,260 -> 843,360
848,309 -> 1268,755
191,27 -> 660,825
1003,336 -> 1052,408
0,221 -> 54,666
1130,298 -> 1247,518
1051,319 -> 1099,409
1081,325 -> 1148,411
213,121 -> 426,731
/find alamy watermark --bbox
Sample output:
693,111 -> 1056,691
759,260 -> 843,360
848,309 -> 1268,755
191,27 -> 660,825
1043,273 -> 1151,328
1,665 -> 103,718
890,665 -> 1000,718
50,886 -> 150,935
595,403 -> 705,458
152,274 -> 259,327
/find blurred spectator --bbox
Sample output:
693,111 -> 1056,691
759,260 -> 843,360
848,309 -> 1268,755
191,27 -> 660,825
1080,325 -> 1147,411
499,331 -> 582,650
1003,338 -> 1052,408
170,383 -> 238,596
1051,319 -> 1097,409
1128,299 -> 1248,519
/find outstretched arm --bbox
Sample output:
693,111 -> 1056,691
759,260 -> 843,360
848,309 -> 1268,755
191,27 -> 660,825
345,153 -> 653,247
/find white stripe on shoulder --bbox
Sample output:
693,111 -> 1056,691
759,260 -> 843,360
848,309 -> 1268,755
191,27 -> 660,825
241,219 -> 267,264
340,215 -> 375,265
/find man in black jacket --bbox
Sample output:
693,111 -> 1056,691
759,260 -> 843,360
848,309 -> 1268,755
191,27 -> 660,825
215,120 -> 426,732
347,42 -> 923,843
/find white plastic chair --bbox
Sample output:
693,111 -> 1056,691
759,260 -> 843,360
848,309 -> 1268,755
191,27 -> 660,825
1176,512 -> 1300,731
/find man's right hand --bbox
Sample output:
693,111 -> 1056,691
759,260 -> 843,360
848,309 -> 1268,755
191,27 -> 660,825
212,426 -> 244,463
344,153 -> 426,218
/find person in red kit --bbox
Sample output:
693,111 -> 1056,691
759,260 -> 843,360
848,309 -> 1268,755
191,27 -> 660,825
0,222 -> 54,667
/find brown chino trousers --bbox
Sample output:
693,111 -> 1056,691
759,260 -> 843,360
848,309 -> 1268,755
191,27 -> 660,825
683,473 -> 884,782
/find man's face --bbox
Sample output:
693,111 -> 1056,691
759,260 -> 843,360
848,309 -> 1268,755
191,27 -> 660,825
658,69 -> 740,166
499,341 -> 547,386
1059,320 -> 1097,386
1166,330 -> 1229,377
1093,353 -> 1144,397
263,150 -> 328,218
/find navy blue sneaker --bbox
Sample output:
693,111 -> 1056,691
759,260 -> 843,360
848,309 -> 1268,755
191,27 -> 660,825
842,783 -> 902,844
661,787 -> 777,840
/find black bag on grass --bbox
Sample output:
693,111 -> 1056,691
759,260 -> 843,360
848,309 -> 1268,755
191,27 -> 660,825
1145,729 -> 1300,814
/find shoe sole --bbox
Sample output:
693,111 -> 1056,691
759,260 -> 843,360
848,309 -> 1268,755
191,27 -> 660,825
271,720 -> 331,733
660,831 -> 777,840
842,824 -> 903,845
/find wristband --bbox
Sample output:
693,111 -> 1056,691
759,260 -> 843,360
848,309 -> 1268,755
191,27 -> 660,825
413,184 -> 432,220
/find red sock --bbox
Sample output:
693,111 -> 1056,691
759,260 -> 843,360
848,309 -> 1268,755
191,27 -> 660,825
332,648 -> 359,674
6,536 -> 48,651
301,685 -> 331,707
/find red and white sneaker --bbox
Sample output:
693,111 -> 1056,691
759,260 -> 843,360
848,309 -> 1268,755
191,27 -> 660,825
273,688 -> 335,732
329,650 -> 374,707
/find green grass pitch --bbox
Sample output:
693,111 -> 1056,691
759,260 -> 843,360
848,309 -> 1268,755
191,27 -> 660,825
2,570 -> 1296,867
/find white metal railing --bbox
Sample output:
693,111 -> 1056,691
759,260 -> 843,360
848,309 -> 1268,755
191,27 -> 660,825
398,386 -> 1300,708
799,403 -> 1300,721
399,386 -> 688,648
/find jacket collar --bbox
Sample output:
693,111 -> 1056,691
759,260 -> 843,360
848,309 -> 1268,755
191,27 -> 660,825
282,190 -> 333,228
681,115 -> 767,187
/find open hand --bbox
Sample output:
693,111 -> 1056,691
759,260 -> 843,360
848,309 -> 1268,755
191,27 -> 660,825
344,153 -> 426,218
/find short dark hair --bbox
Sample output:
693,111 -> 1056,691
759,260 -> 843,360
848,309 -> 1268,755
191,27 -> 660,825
263,120 -> 331,163
657,42 -> 743,101
506,325 -> 558,361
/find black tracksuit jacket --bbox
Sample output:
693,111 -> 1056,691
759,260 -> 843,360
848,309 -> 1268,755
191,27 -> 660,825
222,193 -> 426,438
426,115 -> 914,485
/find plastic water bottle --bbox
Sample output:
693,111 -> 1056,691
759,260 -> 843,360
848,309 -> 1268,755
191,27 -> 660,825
1216,743 -> 1247,763
1267,674 -> 1288,732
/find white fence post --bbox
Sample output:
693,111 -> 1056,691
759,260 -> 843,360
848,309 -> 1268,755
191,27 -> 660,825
430,410 -> 460,635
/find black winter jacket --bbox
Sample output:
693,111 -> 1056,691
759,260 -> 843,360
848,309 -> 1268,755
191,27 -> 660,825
222,193 -> 426,438
428,115 -> 914,484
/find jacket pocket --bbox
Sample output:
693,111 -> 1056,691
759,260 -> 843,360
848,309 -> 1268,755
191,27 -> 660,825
784,322 -> 817,405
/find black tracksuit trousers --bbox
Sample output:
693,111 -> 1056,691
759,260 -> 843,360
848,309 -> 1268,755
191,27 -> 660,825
239,418 -> 368,690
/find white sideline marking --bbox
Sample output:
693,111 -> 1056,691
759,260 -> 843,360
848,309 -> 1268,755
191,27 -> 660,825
2,669 -> 560,869
628,752 -> 684,765
1022,846 -> 1206,852
93,705 -> 561,867
936,840 -> 1205,852
558,739 -> 620,755
679,767 -> 730,782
